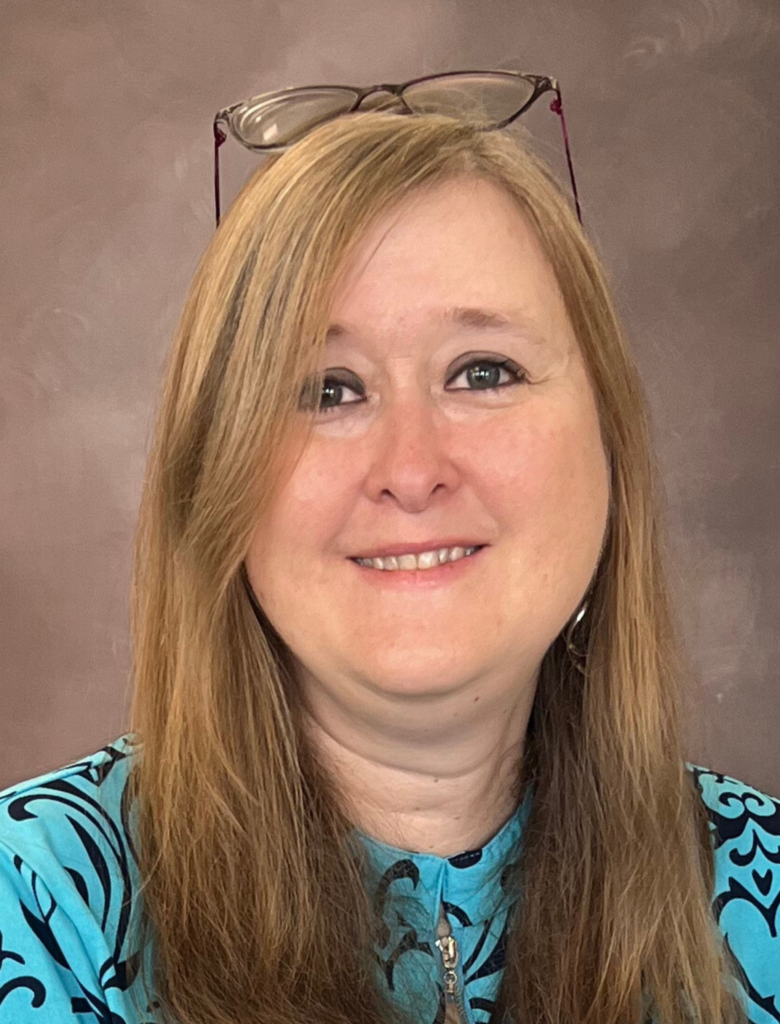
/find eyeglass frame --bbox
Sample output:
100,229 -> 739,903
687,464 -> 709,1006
212,69 -> 582,228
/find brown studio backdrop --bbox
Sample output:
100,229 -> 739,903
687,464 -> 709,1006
0,0 -> 778,793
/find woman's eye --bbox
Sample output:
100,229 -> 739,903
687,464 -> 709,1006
298,372 -> 365,416
446,357 -> 526,391
318,377 -> 364,414
299,357 -> 526,416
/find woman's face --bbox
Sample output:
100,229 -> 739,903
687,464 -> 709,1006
245,176 -> 611,704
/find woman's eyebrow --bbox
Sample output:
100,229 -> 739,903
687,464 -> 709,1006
325,306 -> 550,345
440,306 -> 549,345
442,305 -> 514,330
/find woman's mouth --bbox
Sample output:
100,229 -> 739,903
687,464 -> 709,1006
350,545 -> 484,572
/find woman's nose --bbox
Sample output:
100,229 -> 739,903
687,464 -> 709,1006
364,392 -> 460,510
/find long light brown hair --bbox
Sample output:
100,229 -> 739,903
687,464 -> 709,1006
128,110 -> 748,1024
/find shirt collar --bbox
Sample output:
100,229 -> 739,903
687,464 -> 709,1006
351,785 -> 534,932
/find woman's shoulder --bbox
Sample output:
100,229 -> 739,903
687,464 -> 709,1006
686,759 -> 779,815
0,732 -> 140,943
685,760 -> 779,859
685,761 -> 780,1019
0,734 -> 138,872
0,735 -> 151,1022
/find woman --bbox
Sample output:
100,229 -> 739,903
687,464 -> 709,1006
0,106 -> 777,1024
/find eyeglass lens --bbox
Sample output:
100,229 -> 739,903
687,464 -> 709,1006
230,74 -> 538,149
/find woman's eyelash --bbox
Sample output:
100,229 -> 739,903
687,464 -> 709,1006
305,358 -> 527,416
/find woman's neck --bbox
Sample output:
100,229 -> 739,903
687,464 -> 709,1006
300,667 -> 538,857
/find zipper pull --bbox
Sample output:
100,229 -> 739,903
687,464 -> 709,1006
436,935 -> 459,1000
436,904 -> 460,1003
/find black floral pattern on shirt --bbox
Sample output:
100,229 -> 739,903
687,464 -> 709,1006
0,742 -> 778,1023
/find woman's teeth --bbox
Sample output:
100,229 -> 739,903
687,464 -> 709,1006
353,546 -> 480,571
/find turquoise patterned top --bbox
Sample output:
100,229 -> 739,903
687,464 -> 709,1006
0,735 -> 777,1023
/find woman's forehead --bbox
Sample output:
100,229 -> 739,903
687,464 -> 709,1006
326,178 -> 567,338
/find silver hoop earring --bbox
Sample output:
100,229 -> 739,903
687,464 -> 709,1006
563,598 -> 589,675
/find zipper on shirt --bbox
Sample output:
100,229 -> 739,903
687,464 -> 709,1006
436,901 -> 470,1024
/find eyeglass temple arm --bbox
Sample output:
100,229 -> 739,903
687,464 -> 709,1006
549,87 -> 582,226
214,118 -> 227,227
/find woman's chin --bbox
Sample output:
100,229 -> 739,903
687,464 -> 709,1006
354,652 -> 483,697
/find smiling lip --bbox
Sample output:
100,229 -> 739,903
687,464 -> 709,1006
349,540 -> 487,559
